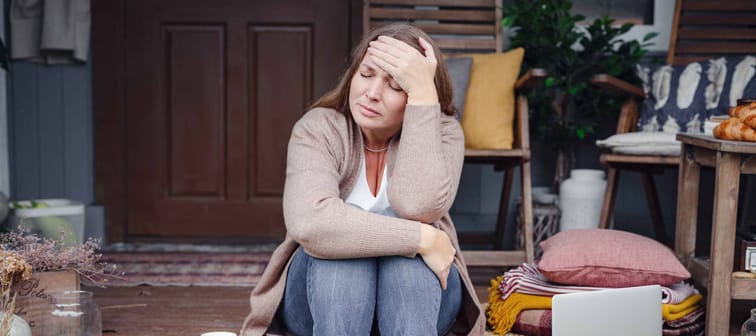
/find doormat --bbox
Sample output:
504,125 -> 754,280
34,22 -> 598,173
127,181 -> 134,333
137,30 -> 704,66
100,251 -> 272,287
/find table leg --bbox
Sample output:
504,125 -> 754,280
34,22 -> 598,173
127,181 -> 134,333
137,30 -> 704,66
675,144 -> 700,262
706,151 -> 740,336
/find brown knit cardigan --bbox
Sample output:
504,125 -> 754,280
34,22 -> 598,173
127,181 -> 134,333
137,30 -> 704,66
240,105 -> 485,335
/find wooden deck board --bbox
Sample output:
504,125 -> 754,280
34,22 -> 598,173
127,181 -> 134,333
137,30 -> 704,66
90,286 -> 250,336
88,274 -> 496,336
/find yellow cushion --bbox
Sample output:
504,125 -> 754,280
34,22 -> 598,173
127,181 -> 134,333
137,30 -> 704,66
459,48 -> 524,150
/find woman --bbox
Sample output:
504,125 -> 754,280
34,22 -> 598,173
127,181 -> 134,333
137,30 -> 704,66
241,23 -> 485,336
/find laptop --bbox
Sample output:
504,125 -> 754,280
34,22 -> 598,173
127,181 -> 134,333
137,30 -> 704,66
552,285 -> 663,336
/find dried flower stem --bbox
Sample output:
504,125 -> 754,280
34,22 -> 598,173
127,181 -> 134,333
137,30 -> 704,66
1,224 -> 122,288
1,252 -> 31,335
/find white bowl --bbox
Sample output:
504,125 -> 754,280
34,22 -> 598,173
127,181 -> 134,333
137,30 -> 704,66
534,193 -> 558,204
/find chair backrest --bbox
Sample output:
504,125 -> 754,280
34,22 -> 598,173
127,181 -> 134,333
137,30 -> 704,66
363,0 -> 502,54
667,0 -> 756,66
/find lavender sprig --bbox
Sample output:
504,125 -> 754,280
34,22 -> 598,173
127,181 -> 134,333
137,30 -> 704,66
0,226 -> 123,287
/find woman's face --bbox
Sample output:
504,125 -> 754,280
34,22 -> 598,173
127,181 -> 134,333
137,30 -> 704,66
348,54 -> 408,137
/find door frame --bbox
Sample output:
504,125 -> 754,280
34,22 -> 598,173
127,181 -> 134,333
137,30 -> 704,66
92,0 -> 365,243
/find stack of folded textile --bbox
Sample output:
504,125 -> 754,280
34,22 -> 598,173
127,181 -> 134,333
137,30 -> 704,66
487,229 -> 706,336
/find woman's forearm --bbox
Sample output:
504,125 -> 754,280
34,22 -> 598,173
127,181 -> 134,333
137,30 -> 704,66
389,105 -> 465,223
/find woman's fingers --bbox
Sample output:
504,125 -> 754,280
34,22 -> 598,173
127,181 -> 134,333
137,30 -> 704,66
427,256 -> 451,290
375,36 -> 418,55
440,266 -> 451,290
367,46 -> 399,70
367,35 -> 437,101
418,37 -> 437,65
418,225 -> 455,290
368,51 -> 397,75
367,40 -> 407,77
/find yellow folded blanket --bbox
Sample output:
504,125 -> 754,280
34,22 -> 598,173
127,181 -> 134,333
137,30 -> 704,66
662,294 -> 702,321
488,276 -> 551,335
488,276 -> 703,333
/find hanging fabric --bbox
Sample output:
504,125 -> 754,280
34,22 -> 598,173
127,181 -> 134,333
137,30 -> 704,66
10,0 -> 91,64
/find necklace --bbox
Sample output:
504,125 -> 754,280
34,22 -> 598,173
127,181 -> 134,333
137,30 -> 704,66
364,144 -> 388,152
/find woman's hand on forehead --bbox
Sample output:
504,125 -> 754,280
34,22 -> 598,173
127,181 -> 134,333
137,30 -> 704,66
367,35 -> 438,105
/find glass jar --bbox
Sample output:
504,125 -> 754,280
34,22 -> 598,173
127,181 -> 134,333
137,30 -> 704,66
743,308 -> 756,336
41,290 -> 101,336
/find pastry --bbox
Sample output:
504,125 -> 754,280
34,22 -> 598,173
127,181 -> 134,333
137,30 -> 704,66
729,101 -> 756,129
713,117 -> 756,141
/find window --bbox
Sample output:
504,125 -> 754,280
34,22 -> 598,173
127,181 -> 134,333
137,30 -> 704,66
572,0 -> 674,52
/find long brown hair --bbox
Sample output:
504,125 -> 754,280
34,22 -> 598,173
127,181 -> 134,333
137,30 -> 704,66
311,23 -> 455,116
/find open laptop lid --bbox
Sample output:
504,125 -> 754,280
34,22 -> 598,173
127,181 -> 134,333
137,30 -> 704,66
552,285 -> 663,336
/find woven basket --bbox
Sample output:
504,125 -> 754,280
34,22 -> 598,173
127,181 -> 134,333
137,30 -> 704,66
516,203 -> 560,259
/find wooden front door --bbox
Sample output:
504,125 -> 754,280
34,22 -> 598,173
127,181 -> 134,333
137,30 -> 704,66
96,0 -> 351,242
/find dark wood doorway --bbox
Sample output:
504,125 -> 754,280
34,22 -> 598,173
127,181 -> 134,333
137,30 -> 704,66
94,0 -> 356,242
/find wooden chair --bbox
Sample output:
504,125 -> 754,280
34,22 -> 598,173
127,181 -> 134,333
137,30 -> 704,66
593,0 -> 756,246
364,0 -> 546,267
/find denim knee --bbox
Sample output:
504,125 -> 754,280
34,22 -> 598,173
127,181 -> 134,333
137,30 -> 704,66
376,256 -> 462,336
282,247 -> 378,335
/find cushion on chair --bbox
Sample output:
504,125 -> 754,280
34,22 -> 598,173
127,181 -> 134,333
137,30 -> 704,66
596,132 -> 680,156
537,228 -> 690,287
444,57 -> 473,121
458,48 -> 524,150
636,55 -> 756,133
611,145 -> 679,156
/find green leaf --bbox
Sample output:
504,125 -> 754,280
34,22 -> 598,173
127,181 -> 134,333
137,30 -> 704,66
619,22 -> 634,33
567,86 -> 579,95
31,200 -> 39,208
576,128 -> 585,140
545,77 -> 556,87
643,32 -> 659,42
501,16 -> 515,28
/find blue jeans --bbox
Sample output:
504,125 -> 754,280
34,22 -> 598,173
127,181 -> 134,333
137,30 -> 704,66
281,246 -> 462,336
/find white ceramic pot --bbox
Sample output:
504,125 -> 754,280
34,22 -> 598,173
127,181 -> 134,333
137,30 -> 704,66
559,169 -> 606,231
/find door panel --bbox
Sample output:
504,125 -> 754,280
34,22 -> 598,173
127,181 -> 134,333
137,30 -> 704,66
122,0 -> 349,241
249,27 -> 312,197
166,26 -> 225,198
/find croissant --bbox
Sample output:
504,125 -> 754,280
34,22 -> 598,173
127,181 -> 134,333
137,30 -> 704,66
713,117 -> 756,142
728,101 -> 756,129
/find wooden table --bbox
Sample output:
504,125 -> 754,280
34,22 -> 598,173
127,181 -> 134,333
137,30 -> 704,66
675,133 -> 756,335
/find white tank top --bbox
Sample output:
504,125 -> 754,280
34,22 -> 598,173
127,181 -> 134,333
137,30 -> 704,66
345,155 -> 397,217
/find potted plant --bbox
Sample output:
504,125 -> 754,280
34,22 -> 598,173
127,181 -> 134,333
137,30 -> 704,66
502,0 -> 656,189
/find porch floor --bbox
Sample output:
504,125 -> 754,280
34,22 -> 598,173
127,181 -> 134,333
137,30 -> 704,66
89,268 -> 746,336
88,268 -> 497,336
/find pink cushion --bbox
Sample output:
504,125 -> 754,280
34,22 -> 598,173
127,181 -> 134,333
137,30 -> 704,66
538,229 -> 690,287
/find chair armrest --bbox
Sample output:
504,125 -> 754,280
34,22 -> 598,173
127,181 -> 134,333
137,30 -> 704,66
591,74 -> 645,99
515,68 -> 547,92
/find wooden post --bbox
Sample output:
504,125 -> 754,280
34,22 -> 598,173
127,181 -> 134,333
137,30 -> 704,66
674,144 -> 699,263
706,152 -> 740,336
